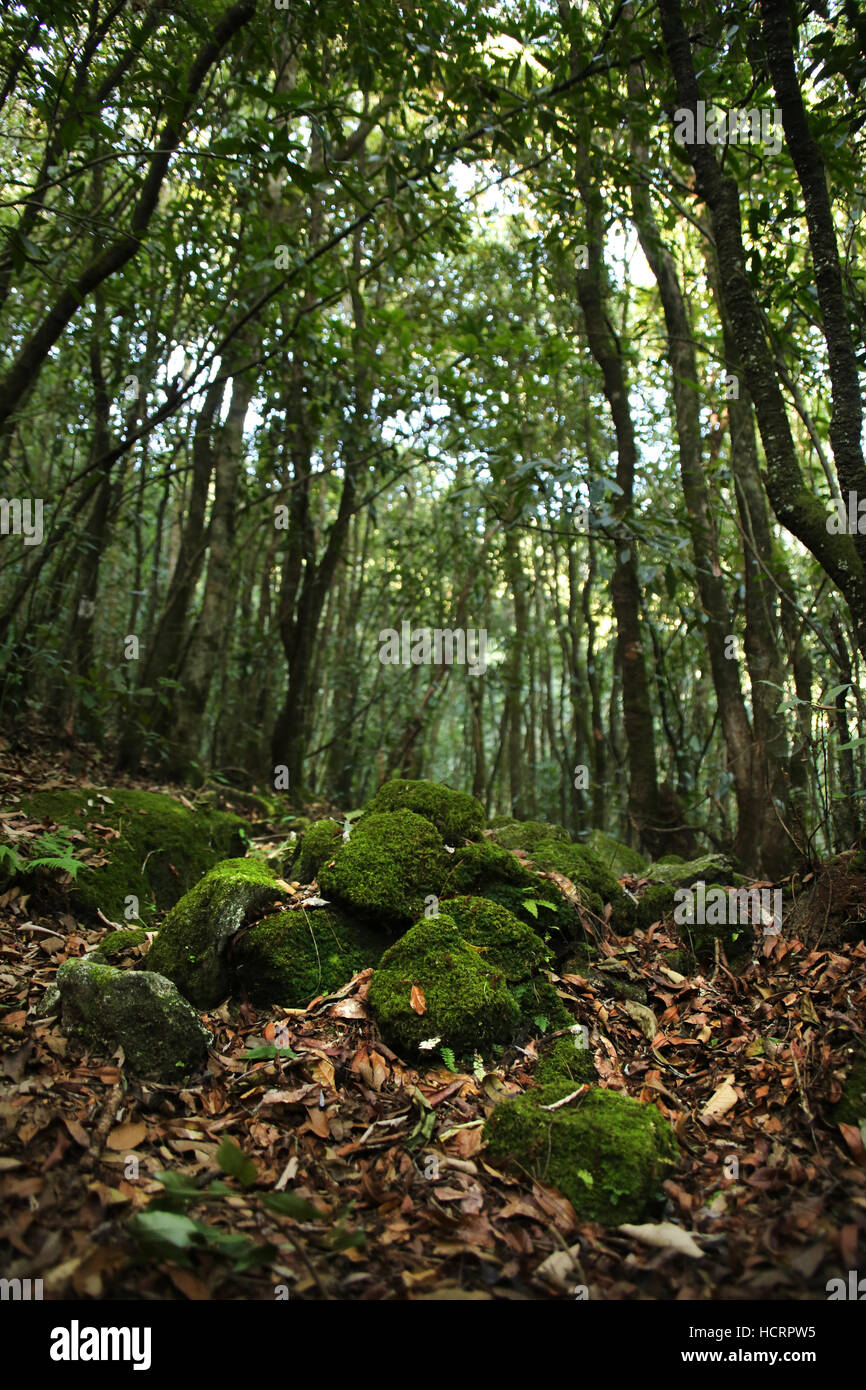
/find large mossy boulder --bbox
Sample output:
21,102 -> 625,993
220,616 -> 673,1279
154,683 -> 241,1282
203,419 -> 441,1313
361,778 -> 485,843
368,916 -> 520,1057
490,819 -> 571,853
146,858 -> 285,1008
584,830 -> 648,878
56,956 -> 210,1082
15,788 -> 249,920
232,906 -> 382,1007
484,1081 -> 678,1226
318,809 -> 448,931
292,818 -> 342,883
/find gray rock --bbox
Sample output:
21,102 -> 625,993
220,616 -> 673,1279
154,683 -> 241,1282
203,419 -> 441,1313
56,956 -> 211,1081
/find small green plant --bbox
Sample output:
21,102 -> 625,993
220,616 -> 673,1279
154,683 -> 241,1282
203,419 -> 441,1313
0,824 -> 83,880
129,1136 -> 364,1274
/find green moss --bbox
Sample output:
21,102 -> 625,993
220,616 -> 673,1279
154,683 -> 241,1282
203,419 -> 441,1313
146,858 -> 284,1008
491,819 -> 571,853
438,896 -> 551,979
233,906 -> 382,1007
484,1081 -> 678,1225
448,840 -> 536,892
362,778 -> 486,842
293,819 -> 342,883
17,788 -> 248,921
831,1045 -> 866,1127
536,1032 -> 596,1086
91,928 -> 149,965
318,810 -> 448,930
532,839 -> 637,932
368,916 -> 520,1058
510,977 -> 572,1031
644,853 -> 733,888
56,956 -> 211,1082
584,830 -> 648,877
636,882 -> 678,930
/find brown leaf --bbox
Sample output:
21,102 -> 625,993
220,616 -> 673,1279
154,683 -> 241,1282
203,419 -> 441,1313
106,1120 -> 147,1152
410,983 -> 427,1016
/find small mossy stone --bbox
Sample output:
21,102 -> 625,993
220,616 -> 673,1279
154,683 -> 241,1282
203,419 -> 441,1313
90,928 -> 149,965
491,819 -> 571,853
830,1044 -> 866,1127
146,858 -> 284,1008
56,956 -> 211,1082
362,778 -> 486,842
293,819 -> 342,883
644,853 -> 732,888
532,839 -> 637,932
16,788 -> 249,921
483,1081 -> 678,1226
536,1032 -> 596,1086
318,810 -> 448,930
438,896 -> 551,980
636,882 -> 679,930
233,906 -> 382,1007
510,976 -> 572,1031
584,830 -> 648,877
368,915 -> 520,1058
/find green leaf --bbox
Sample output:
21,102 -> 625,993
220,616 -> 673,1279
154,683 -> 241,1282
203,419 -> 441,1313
216,1136 -> 258,1189
261,1190 -> 326,1222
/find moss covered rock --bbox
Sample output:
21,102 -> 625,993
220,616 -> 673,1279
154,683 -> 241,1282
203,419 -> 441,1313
636,882 -> 679,930
449,840 -> 536,893
232,906 -> 382,1007
90,927 -> 149,966
830,1044 -> 866,1127
644,853 -> 733,888
446,841 -> 579,938
438,896 -> 551,980
56,956 -> 210,1082
146,858 -> 285,1008
584,830 -> 648,878
318,809 -> 448,931
293,819 -> 342,884
490,819 -> 571,853
536,1031 -> 596,1087
484,1081 -> 678,1225
532,839 -> 637,932
368,916 -> 520,1057
16,788 -> 249,921
510,976 -> 573,1031
362,778 -> 486,842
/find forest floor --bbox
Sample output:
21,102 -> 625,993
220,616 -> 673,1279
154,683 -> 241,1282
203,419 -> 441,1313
1,739 -> 865,1302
